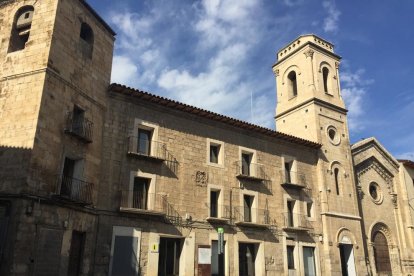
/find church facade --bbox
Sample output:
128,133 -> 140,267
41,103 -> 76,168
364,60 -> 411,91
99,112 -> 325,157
0,0 -> 413,275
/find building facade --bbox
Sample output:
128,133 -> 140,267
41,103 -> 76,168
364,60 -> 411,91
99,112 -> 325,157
0,0 -> 413,275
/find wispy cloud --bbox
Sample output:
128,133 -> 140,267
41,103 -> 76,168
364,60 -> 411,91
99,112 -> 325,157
341,68 -> 374,132
322,1 -> 341,33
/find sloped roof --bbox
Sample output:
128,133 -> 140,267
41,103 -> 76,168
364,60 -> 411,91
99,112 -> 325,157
398,159 -> 414,170
351,137 -> 399,170
109,83 -> 322,149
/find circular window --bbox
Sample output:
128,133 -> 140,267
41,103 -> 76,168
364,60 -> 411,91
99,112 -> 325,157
368,182 -> 383,204
326,126 -> 340,145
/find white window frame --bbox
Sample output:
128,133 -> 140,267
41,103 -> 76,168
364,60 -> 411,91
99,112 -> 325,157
133,119 -> 159,155
305,200 -> 315,221
207,138 -> 224,167
299,244 -> 319,276
129,170 -> 157,210
109,226 -> 142,276
207,184 -> 224,218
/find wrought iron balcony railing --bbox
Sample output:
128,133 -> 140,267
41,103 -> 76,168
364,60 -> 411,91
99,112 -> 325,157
56,175 -> 93,205
232,206 -> 271,226
280,169 -> 308,189
205,204 -> 232,222
127,136 -> 167,161
282,212 -> 312,231
64,112 -> 93,143
235,161 -> 266,181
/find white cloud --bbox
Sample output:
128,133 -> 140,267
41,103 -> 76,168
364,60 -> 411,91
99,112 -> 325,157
282,0 -> 304,7
322,1 -> 341,33
340,69 -> 374,132
111,55 -> 139,85
396,151 -> 414,160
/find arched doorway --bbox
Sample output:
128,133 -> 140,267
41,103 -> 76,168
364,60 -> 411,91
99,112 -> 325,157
373,231 -> 392,275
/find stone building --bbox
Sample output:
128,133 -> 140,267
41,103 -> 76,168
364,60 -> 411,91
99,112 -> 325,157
0,0 -> 413,275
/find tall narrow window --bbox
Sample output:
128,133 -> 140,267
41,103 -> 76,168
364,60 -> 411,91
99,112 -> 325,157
322,67 -> 329,93
287,200 -> 295,227
306,202 -> 313,218
210,190 -> 219,217
284,162 -> 292,183
8,6 -> 34,53
288,71 -> 298,98
303,247 -> 317,276
287,246 -> 295,270
243,195 -> 253,222
241,153 -> 251,176
79,23 -> 94,59
334,168 -> 340,195
133,177 -> 150,209
137,129 -> 152,155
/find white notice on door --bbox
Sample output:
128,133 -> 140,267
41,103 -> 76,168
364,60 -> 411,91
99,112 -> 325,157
198,247 -> 211,264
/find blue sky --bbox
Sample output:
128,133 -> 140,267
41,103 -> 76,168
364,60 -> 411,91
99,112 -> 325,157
88,0 -> 414,160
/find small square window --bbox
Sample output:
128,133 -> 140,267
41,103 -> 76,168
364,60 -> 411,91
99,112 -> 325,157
210,144 -> 220,164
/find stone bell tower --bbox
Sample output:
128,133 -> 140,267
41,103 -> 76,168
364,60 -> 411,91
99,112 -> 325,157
273,35 -> 367,275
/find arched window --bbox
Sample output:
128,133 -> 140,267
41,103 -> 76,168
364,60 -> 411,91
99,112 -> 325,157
79,22 -> 94,59
373,232 -> 392,273
322,67 -> 329,93
334,168 -> 340,195
287,71 -> 298,98
8,6 -> 34,53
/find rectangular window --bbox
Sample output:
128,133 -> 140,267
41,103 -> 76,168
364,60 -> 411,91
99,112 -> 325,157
241,153 -> 251,176
287,246 -> 295,270
210,190 -> 219,217
109,227 -> 140,276
287,200 -> 295,227
138,128 -> 152,155
303,247 -> 316,276
0,202 -> 10,261
284,162 -> 292,183
133,177 -> 150,210
61,157 -> 84,198
158,238 -> 181,276
67,231 -> 85,276
306,202 -> 313,218
72,106 -> 85,134
243,195 -> 254,222
210,144 -> 220,164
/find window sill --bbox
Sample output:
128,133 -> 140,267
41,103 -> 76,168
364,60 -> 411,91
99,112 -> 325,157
281,182 -> 306,189
207,162 -> 225,169
127,151 -> 165,162
235,221 -> 268,228
119,207 -> 166,216
236,174 -> 264,182
206,217 -> 229,223
282,226 -> 311,232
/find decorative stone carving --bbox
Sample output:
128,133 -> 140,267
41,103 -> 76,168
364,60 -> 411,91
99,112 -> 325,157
335,62 -> 340,69
356,158 -> 394,193
304,49 -> 314,58
391,193 -> 398,208
195,171 -> 208,186
275,69 -> 279,76
371,222 -> 393,245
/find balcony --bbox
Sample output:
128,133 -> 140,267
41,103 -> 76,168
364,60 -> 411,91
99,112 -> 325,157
127,136 -> 167,162
233,206 -> 271,228
120,191 -> 167,216
64,112 -> 93,143
235,161 -> 266,181
55,175 -> 93,205
205,204 -> 231,223
282,212 -> 312,232
280,169 -> 308,189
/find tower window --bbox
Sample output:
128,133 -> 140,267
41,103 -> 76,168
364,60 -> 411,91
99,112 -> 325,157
287,71 -> 298,98
79,23 -> 94,59
322,67 -> 329,93
8,6 -> 34,53
334,168 -> 340,195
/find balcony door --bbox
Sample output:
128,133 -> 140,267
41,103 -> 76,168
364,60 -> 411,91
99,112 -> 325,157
138,128 -> 152,155
61,157 -> 83,199
133,177 -> 150,210
243,195 -> 253,223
